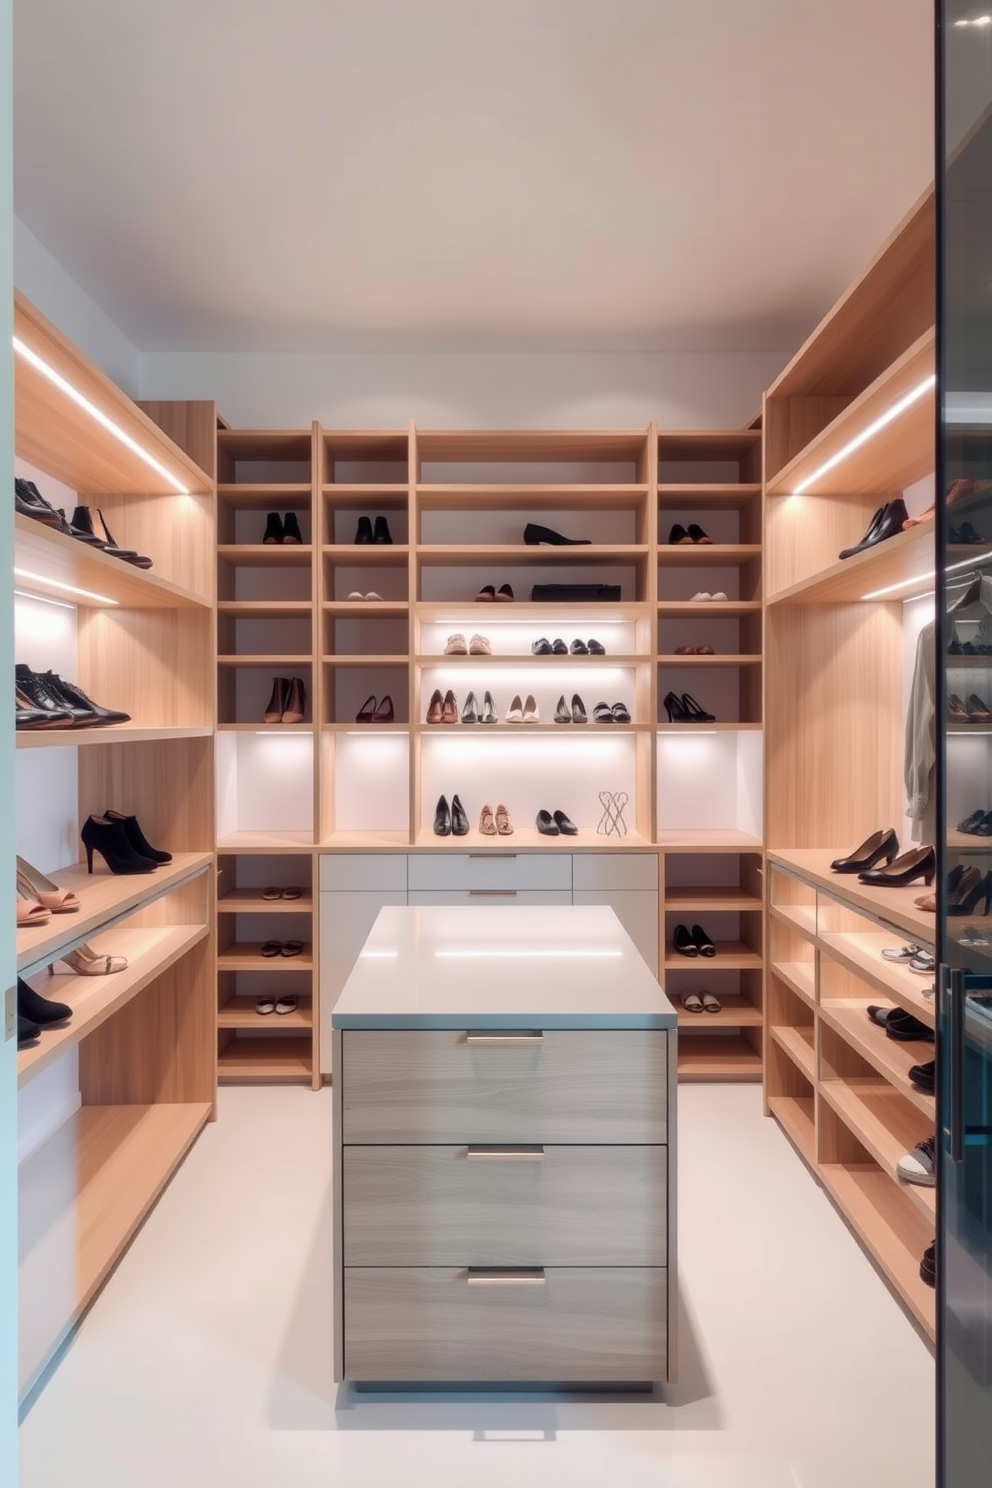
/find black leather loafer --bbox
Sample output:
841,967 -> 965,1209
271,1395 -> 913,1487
523,522 -> 591,546
551,639 -> 568,655
569,639 -> 588,655
553,810 -> 578,836
673,924 -> 697,957
531,638 -> 553,656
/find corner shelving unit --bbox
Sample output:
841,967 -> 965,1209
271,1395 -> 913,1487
13,292 -> 217,1401
762,187 -> 936,1342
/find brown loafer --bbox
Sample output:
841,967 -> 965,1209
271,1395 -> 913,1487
441,689 -> 458,724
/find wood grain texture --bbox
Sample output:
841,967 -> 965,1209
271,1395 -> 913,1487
137,400 -> 218,482
79,605 -> 213,729
343,1266 -> 668,1382
341,1029 -> 669,1144
78,736 -> 215,855
342,1145 -> 667,1266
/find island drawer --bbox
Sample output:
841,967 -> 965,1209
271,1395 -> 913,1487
407,853 -> 572,892
343,1266 -> 668,1382
342,1144 -> 667,1267
340,1029 -> 669,1144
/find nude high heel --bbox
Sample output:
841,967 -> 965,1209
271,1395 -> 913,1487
49,942 -> 128,976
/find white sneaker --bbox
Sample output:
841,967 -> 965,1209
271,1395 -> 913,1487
523,694 -> 540,722
505,694 -> 524,722
897,1135 -> 935,1187
444,634 -> 468,655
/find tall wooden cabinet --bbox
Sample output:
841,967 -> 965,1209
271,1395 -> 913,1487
13,294 -> 217,1398
762,188 -> 937,1340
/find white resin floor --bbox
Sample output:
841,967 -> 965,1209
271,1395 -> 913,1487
19,1084 -> 935,1488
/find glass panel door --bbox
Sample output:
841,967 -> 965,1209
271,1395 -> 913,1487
939,7 -> 992,1483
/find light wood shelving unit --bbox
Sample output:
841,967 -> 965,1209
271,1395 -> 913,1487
762,187 -> 937,1343
14,293 -> 218,1401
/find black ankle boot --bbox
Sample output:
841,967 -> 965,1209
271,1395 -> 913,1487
373,515 -> 393,545
355,516 -> 374,544
18,977 -> 72,1027
262,512 -> 285,544
80,815 -> 159,875
283,512 -> 303,544
104,810 -> 172,863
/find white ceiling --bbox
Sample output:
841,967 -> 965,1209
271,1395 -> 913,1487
13,0 -> 934,354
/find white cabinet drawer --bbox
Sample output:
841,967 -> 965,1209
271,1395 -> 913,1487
341,1029 -> 669,1144
319,854 -> 407,892
344,1266 -> 668,1382
573,890 -> 658,976
572,852 -> 658,892
407,852 -> 572,892
407,890 -> 572,907
343,1144 -> 667,1266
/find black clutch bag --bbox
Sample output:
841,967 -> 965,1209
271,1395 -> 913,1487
530,583 -> 622,602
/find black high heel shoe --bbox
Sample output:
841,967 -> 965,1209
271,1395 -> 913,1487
948,870 -> 992,917
433,795 -> 451,836
81,815 -> 158,875
451,794 -> 469,836
858,845 -> 935,888
680,693 -> 716,722
830,829 -> 899,874
103,809 -> 172,864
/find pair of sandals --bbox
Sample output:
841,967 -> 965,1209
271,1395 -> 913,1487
255,996 -> 299,1016
260,940 -> 305,958
261,886 -> 302,901
682,991 -> 721,1014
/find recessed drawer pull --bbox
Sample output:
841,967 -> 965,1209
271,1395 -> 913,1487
468,853 -> 518,860
464,1031 -> 544,1045
465,1268 -> 546,1286
465,1145 -> 545,1161
468,889 -> 518,897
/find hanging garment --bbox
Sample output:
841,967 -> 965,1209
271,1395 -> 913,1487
905,620 -> 936,841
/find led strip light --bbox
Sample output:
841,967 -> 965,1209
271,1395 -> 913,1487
791,374 -> 935,496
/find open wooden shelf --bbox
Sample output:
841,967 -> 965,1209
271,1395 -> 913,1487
819,1163 -> 935,1341
658,483 -> 761,507
416,601 -> 645,623
15,293 -> 213,498
664,940 -> 763,970
818,929 -> 935,1026
318,829 -> 411,849
217,483 -> 312,508
217,941 -> 313,972
415,653 -> 644,668
218,654 -> 313,666
15,515 -> 211,610
664,886 -> 762,912
677,1034 -> 762,1082
215,831 -> 315,853
660,654 -> 762,667
657,722 -> 762,733
656,544 -> 761,566
770,1024 -> 816,1081
323,544 -> 410,565
768,1092 -> 815,1163
769,902 -> 817,939
217,1035 -> 313,1083
657,600 -> 762,618
217,890 -> 313,914
217,998 -> 313,1030
770,960 -> 816,1008
218,600 -> 313,618
818,1002 -> 934,1115
415,722 -> 647,736
657,830 -> 763,851
766,329 -> 934,499
417,544 -> 649,566
16,724 -> 213,750
324,601 -> 410,618
15,852 -> 212,975
766,521 -> 934,607
18,1101 -> 210,1398
819,1078 -> 936,1224
323,481 -> 408,504
766,850 -> 936,945
217,543 -> 313,567
416,483 -> 648,508
677,995 -> 762,1028
19,925 -> 209,1087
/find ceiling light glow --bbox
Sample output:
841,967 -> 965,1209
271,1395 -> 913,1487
13,336 -> 191,495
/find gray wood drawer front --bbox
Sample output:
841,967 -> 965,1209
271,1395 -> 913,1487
571,853 -> 658,891
407,889 -> 572,907
343,1266 -> 668,1382
341,1029 -> 668,1144
407,853 -> 572,892
342,1145 -> 667,1267
319,854 -> 408,891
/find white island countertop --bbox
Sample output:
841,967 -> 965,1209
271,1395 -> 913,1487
332,904 -> 676,1030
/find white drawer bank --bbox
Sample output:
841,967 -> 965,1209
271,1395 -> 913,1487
331,903 -> 677,1385
319,851 -> 659,1075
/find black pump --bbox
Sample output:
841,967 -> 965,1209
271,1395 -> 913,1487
80,815 -> 159,875
103,810 -> 172,864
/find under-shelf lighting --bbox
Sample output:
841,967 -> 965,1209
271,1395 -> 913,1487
789,374 -> 935,496
14,587 -> 75,611
13,567 -> 118,606
13,336 -> 191,495
253,729 -> 312,736
435,949 -> 623,960
860,573 -> 933,601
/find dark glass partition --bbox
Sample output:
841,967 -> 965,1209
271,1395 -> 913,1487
938,7 -> 992,1485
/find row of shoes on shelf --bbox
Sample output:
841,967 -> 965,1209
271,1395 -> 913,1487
948,692 -> 991,723
829,830 -> 935,888
264,677 -> 307,724
531,637 -> 606,656
672,923 -> 716,957
431,796 -> 578,837
837,479 -> 981,562
957,807 -> 992,836
15,478 -> 153,566
668,524 -> 712,545
425,689 -> 631,724
15,663 -> 130,730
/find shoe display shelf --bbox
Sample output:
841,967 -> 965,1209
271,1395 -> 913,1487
214,428 -> 322,1084
762,188 -> 937,1343
13,293 -> 218,1403
766,855 -> 937,1341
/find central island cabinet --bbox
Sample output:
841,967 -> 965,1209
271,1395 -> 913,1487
331,904 -> 677,1385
